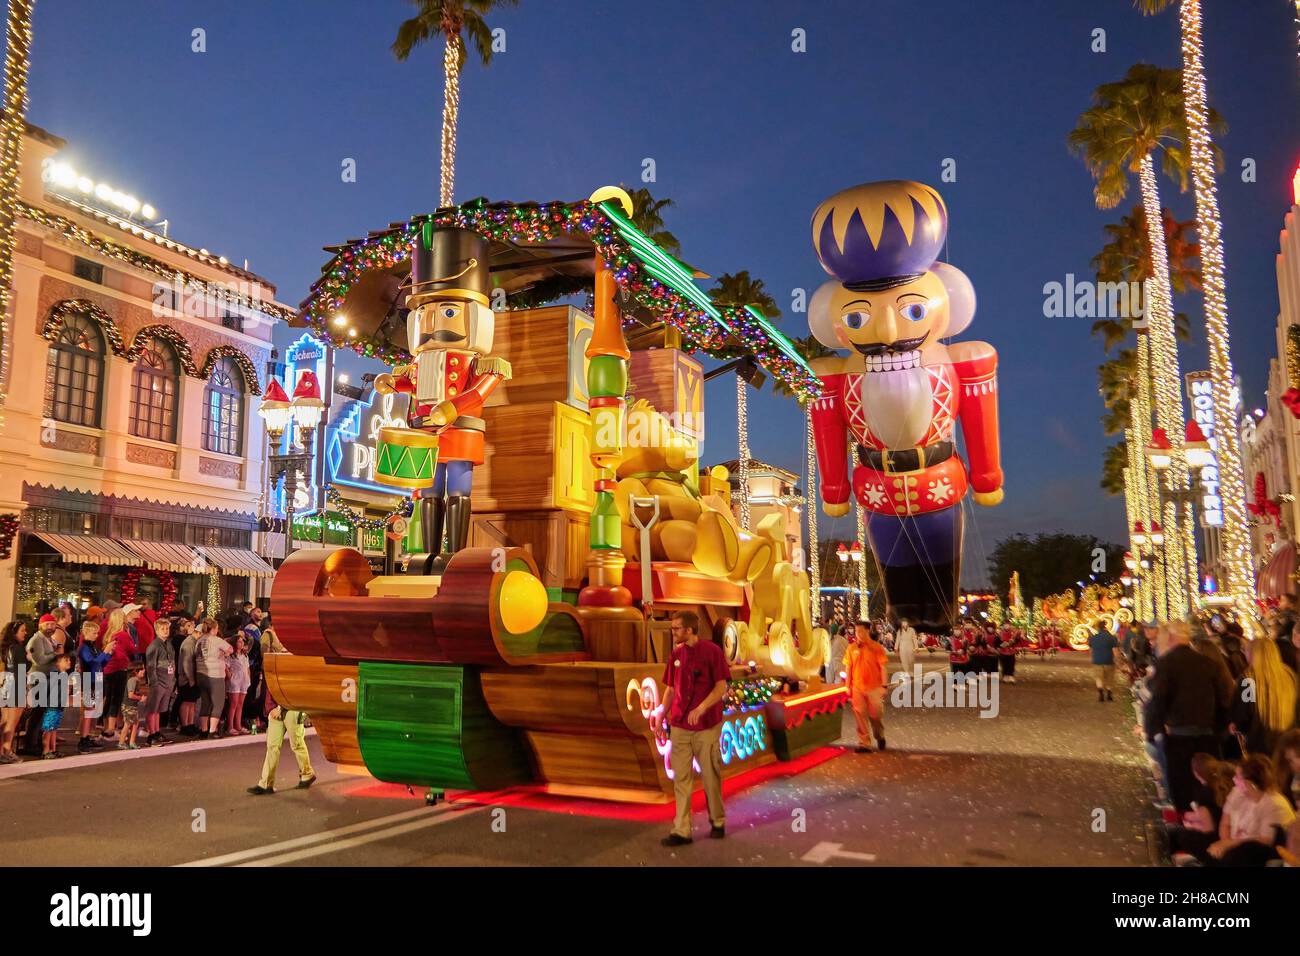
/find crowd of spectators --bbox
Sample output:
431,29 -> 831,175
0,598 -> 284,762
1125,605 -> 1300,866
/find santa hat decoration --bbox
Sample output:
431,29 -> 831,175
292,370 -> 324,409
262,377 -> 290,408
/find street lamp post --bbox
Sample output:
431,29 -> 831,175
256,374 -> 325,557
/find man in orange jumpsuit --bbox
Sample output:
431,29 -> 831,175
843,620 -> 888,752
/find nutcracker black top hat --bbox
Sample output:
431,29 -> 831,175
408,223 -> 490,308
811,181 -> 947,292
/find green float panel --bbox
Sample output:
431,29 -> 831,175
357,662 -> 532,791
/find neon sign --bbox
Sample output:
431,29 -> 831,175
275,332 -> 329,518
1185,371 -> 1233,528
326,390 -> 412,495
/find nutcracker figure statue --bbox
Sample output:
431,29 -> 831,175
374,225 -> 511,574
807,181 -> 1002,631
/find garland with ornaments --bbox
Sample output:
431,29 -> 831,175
0,513 -> 18,560
323,483 -> 414,532
298,197 -> 821,400
120,566 -> 176,614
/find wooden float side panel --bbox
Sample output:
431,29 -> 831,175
479,664 -> 636,733
262,654 -> 363,769
524,730 -> 666,794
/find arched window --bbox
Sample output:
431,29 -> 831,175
44,312 -> 105,427
129,338 -> 180,442
202,357 -> 245,456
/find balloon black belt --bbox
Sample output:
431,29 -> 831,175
857,441 -> 954,475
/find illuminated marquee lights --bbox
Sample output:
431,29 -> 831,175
1185,370 -> 1235,528
41,158 -> 156,222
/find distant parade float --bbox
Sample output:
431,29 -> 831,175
263,189 -> 847,803
807,181 -> 1004,633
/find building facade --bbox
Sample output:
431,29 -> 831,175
0,123 -> 293,622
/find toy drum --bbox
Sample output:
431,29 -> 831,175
375,427 -> 439,489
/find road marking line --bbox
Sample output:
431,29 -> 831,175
235,803 -> 489,866
177,802 -> 456,867
802,841 -> 877,864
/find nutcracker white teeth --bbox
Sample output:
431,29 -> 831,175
807,181 -> 1004,633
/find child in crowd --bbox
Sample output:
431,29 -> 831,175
225,634 -> 251,735
120,662 -> 147,750
40,654 -> 73,759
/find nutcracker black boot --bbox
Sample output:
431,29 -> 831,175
430,495 -> 470,575
416,495 -> 446,576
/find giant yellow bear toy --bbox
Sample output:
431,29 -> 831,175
614,400 -> 770,584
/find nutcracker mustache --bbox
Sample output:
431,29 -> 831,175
419,329 -> 467,347
855,333 -> 928,357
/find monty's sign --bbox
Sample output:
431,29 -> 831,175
326,390 -> 412,495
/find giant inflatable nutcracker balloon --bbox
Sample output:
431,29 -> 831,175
374,225 -> 511,573
807,181 -> 1003,631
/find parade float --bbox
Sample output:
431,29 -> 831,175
262,188 -> 847,804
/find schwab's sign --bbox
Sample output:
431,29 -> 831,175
326,390 -> 412,495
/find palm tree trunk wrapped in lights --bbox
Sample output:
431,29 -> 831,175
855,503 -> 867,620
736,373 -> 751,533
1138,154 -> 1194,620
806,404 -> 820,624
1135,333 -> 1168,621
1172,0 -> 1259,629
0,0 -> 35,431
439,34 -> 461,207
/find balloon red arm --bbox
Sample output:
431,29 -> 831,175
953,345 -> 1003,495
812,373 -> 852,505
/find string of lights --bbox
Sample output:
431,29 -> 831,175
0,1 -> 34,436
1139,153 -> 1194,620
1177,0 -> 1259,634
736,374 -> 751,533
805,404 -> 819,625
440,36 -> 460,209
1136,333 -> 1168,621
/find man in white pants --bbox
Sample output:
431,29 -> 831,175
895,619 -> 918,680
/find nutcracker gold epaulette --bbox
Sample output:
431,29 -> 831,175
475,356 -> 512,379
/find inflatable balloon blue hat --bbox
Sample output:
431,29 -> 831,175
811,181 -> 948,292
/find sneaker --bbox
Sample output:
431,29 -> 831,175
198,732 -> 210,740
42,752 -> 58,760
246,785 -> 274,796
297,774 -> 317,789
77,738 -> 92,754
661,834 -> 692,847
0,753 -> 20,764
117,741 -> 131,750
709,826 -> 725,839
179,726 -> 198,737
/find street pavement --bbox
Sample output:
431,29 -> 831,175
0,655 -> 1155,866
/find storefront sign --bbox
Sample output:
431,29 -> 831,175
362,525 -> 384,553
276,333 -> 331,517
292,511 -> 354,546
326,390 -> 412,495
1185,371 -> 1238,528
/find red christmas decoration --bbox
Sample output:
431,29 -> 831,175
120,567 -> 177,614
0,513 -> 18,561
1281,387 -> 1300,419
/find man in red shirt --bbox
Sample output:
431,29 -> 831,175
652,610 -> 730,847
844,621 -> 888,752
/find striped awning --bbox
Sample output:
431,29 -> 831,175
200,546 -> 276,578
27,532 -> 138,567
120,540 -> 209,574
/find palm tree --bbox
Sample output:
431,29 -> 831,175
392,0 -> 518,208
1097,348 -> 1136,436
1090,206 -> 1198,352
0,1 -> 35,418
1102,441 -> 1129,496
625,187 -> 683,258
710,272 -> 782,533
1134,0 -> 1259,627
1069,63 -> 1218,620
